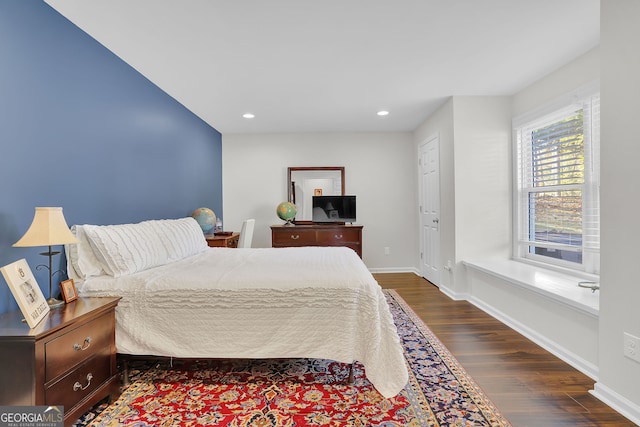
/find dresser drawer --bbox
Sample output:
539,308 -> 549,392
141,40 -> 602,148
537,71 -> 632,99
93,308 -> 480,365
271,224 -> 363,258
45,313 -> 113,382
272,229 -> 316,245
45,352 -> 111,409
316,228 -> 361,244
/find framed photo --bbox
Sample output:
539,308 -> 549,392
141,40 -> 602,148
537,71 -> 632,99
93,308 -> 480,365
0,259 -> 50,328
60,278 -> 78,303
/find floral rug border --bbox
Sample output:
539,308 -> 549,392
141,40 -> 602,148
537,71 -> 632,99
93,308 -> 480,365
385,289 -> 511,426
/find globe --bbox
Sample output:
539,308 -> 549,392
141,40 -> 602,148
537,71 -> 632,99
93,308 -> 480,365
191,207 -> 216,233
276,202 -> 297,225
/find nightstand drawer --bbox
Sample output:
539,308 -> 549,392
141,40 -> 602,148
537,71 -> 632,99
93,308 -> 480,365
272,229 -> 316,245
316,228 -> 360,244
45,352 -> 111,409
0,297 -> 120,426
206,232 -> 240,248
45,313 -> 113,382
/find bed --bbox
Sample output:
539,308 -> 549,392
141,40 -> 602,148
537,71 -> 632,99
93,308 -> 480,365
65,217 -> 408,398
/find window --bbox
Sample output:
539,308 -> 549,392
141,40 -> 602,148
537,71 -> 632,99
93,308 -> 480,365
513,86 -> 600,275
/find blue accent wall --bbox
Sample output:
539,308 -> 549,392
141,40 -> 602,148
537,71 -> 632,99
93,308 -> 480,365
0,1 -> 223,314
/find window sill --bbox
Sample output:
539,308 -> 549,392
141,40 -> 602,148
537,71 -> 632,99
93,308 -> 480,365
463,259 -> 599,317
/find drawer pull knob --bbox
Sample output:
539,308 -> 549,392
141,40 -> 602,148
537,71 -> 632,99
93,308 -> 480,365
290,235 -> 300,240
334,234 -> 343,239
73,336 -> 92,351
73,373 -> 93,391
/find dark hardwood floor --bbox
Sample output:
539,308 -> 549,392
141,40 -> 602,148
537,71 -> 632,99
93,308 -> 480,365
374,272 -> 636,427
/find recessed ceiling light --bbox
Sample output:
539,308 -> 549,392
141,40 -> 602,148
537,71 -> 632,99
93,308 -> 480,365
242,113 -> 255,119
377,110 -> 389,116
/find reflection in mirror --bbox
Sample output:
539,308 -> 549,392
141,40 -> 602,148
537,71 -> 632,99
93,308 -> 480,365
288,167 -> 345,222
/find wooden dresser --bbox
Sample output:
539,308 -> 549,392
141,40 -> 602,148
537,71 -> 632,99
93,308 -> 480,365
271,224 -> 363,258
0,297 -> 121,426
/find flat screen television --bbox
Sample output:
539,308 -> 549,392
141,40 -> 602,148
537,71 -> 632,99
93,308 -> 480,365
312,195 -> 356,223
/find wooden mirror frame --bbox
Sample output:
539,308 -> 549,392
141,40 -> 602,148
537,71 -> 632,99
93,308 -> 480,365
287,166 -> 345,223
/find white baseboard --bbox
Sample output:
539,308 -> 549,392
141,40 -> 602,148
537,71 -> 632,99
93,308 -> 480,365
591,382 -> 640,425
368,267 -> 420,274
370,267 -> 636,423
411,275 -> 599,379
467,295 -> 600,381
437,285 -> 468,301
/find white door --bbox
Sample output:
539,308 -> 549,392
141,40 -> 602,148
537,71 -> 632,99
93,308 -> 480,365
419,135 -> 440,285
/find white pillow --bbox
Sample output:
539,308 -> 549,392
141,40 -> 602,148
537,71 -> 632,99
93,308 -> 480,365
65,225 -> 106,280
150,217 -> 208,262
83,222 -> 169,277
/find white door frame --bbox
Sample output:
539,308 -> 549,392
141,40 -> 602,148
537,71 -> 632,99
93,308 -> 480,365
418,134 -> 441,285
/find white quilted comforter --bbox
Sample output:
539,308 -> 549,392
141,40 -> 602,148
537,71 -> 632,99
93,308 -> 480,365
78,246 -> 408,398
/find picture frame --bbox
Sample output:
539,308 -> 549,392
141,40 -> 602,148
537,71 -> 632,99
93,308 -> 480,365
60,278 -> 78,303
0,258 -> 50,328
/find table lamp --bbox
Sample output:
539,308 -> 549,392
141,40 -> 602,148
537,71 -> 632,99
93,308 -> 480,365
13,207 -> 79,308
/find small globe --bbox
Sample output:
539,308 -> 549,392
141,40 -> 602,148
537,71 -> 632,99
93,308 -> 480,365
276,202 -> 297,224
191,207 -> 216,233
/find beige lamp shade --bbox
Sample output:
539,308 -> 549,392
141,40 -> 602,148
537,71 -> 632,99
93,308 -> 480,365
13,207 -> 78,247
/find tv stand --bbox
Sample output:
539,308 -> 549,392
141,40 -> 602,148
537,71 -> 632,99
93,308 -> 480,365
271,224 -> 363,258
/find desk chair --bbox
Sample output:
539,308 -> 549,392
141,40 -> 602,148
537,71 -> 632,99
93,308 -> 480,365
237,219 -> 255,248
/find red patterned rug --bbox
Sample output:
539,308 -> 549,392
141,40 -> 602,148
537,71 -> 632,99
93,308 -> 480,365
76,290 -> 512,426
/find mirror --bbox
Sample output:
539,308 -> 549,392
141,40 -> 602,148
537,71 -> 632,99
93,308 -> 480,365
288,167 -> 345,222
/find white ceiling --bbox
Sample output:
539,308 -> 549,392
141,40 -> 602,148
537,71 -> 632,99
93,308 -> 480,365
45,0 -> 599,134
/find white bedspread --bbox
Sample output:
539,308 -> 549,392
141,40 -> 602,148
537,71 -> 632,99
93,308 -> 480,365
78,246 -> 408,398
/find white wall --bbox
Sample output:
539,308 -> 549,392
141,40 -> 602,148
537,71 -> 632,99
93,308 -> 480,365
410,44 -> 609,398
413,100 -> 455,289
221,7 -> 640,419
593,0 -> 640,420
512,48 -> 600,117
412,97 -> 511,295
452,97 -> 512,295
222,132 -> 418,271
415,39 -> 640,420
502,46 -> 605,377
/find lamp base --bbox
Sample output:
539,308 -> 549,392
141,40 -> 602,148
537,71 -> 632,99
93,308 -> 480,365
47,297 -> 65,308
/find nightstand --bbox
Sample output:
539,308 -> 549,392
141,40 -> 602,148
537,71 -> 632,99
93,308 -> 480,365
206,232 -> 240,248
0,297 -> 121,426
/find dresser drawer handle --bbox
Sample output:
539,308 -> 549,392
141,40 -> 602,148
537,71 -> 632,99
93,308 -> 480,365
334,234 -> 343,239
290,234 -> 300,240
73,373 -> 93,391
73,336 -> 92,351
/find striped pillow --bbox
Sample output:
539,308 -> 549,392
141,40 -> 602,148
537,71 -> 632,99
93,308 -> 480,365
82,217 -> 208,277
65,225 -> 106,280
83,221 -> 169,277
150,217 -> 208,262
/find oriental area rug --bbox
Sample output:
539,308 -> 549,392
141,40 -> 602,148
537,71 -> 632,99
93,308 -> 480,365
75,290 -> 512,427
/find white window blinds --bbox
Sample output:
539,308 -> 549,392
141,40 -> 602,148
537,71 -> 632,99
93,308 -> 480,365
514,90 -> 600,274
